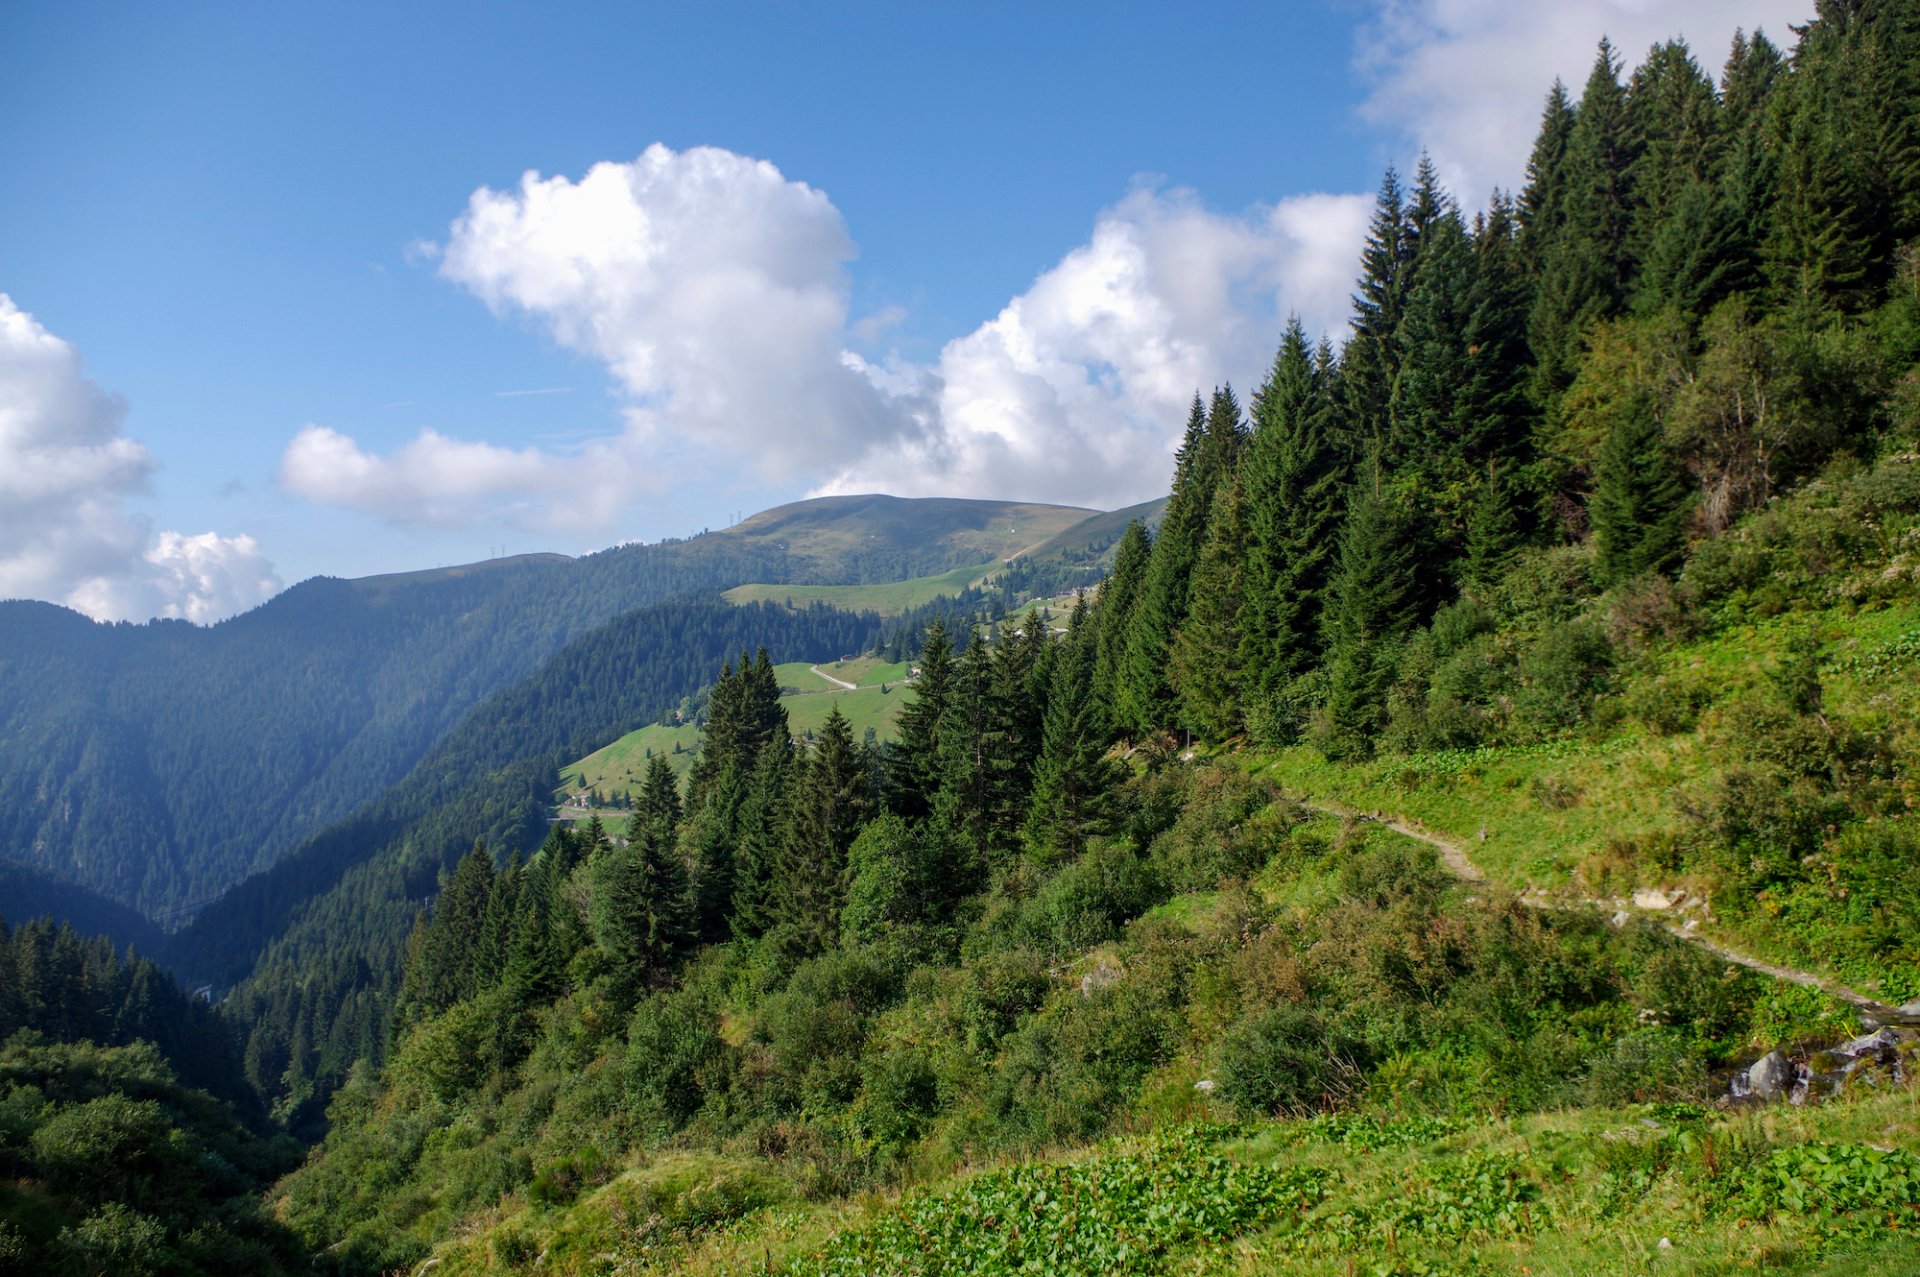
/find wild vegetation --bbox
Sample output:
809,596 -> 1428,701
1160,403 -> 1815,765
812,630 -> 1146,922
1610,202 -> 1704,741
7,3 -> 1920,1273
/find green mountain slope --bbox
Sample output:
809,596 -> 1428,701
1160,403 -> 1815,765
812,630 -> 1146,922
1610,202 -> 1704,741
710,494 -> 1094,577
558,658 -> 917,809
1021,495 -> 1170,566
0,497 -> 1097,927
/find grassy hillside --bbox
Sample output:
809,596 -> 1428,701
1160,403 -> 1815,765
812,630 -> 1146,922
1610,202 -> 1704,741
1021,495 -> 1170,566
417,1094 -> 1920,1275
782,681 -> 914,740
725,561 -> 1004,615
1247,450 -> 1920,1010
560,722 -> 706,793
556,658 -> 918,810
711,494 -> 1093,577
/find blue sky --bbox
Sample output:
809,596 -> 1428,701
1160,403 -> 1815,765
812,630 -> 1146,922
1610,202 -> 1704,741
0,1 -> 1811,620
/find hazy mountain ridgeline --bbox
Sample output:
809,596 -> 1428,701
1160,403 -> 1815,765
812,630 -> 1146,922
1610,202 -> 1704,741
0,496 -> 1105,927
0,860 -> 165,958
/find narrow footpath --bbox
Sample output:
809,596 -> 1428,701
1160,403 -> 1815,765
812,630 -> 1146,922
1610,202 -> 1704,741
1297,796 -> 1920,1028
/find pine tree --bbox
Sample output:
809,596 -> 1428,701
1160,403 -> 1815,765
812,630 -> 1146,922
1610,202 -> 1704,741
1532,40 -> 1641,416
891,618 -> 953,819
1168,475 -> 1249,741
685,656 -> 742,809
1391,204 -> 1474,481
590,768 -> 691,991
1519,80 -> 1578,279
990,608 -> 1052,834
729,736 -> 794,938
476,852 -> 522,987
1320,457 -> 1424,760
1022,599 -> 1116,863
1118,388 -> 1240,735
396,840 -> 495,1026
1240,319 -> 1350,718
684,771 -> 742,945
1591,406 -> 1692,583
1346,169 -> 1412,444
771,706 -> 868,950
1458,195 -> 1539,560
1118,397 -> 1205,735
637,754 -> 681,830
503,852 -> 560,1000
1763,50 -> 1878,308
931,626 -> 1000,877
1626,39 -> 1723,269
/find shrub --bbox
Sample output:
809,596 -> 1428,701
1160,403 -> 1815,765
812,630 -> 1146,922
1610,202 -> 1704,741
528,1144 -> 607,1208
1214,1004 -> 1365,1116
1146,768 -> 1288,893
1512,619 -> 1614,735
855,1045 -> 942,1151
1578,1027 -> 1708,1107
1017,845 -> 1164,954
626,985 -> 726,1130
30,1095 -> 189,1209
56,1203 -> 171,1277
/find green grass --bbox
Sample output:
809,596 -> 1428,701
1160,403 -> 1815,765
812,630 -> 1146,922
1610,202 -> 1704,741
419,1087 -> 1920,1276
771,659 -> 911,691
782,682 -> 915,741
559,721 -> 703,797
723,561 -> 1004,615
557,671 -> 918,810
816,657 -> 912,688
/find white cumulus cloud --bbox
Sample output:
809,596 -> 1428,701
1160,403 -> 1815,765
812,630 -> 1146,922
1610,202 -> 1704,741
0,294 -> 281,623
280,148 -> 1375,524
280,144 -> 906,530
816,185 -> 1373,508
1357,0 -> 1816,204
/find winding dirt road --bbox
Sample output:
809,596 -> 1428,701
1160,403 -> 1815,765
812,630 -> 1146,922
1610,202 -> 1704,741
810,664 -> 858,691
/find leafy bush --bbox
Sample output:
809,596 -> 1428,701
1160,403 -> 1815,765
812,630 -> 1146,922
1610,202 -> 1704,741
625,984 -> 727,1129
1145,769 -> 1289,893
1214,1005 -> 1365,1116
1016,845 -> 1164,954
1578,1027 -> 1709,1107
1512,619 -> 1614,735
56,1203 -> 171,1277
528,1144 -> 607,1208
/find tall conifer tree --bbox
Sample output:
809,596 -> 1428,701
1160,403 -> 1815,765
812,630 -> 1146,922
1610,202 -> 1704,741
1169,475 -> 1250,740
771,706 -> 868,950
1240,320 -> 1350,719
1592,407 -> 1693,583
1320,455 -> 1424,759
891,619 -> 953,819
1022,599 -> 1115,862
